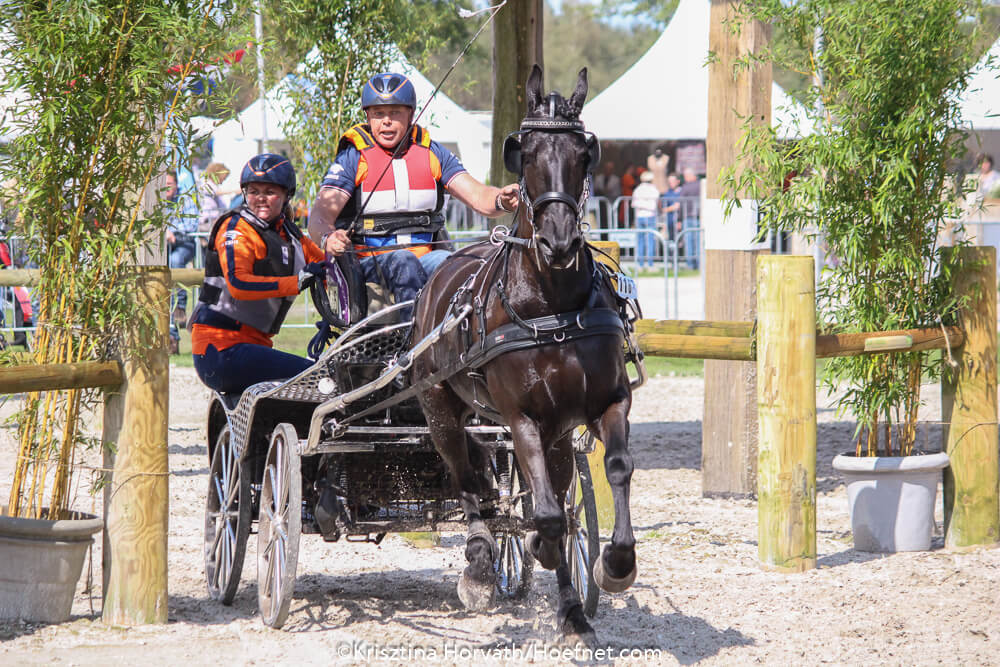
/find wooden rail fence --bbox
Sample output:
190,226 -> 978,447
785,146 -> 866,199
0,267 -> 170,626
0,250 -> 995,614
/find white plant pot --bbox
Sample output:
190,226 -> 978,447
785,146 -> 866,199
0,510 -> 102,623
831,451 -> 950,553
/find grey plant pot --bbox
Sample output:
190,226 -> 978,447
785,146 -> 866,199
831,451 -> 950,553
0,510 -> 102,623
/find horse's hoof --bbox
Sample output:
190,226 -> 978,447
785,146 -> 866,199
593,554 -> 637,593
526,531 -> 560,570
457,570 -> 496,612
557,602 -> 597,649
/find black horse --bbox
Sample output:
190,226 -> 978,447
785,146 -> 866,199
411,65 -> 640,643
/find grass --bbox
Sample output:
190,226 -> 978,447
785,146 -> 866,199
625,266 -> 700,279
169,292 -> 320,366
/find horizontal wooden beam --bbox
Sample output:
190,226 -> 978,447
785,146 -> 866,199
0,269 -> 39,287
634,319 -> 754,338
0,268 -> 203,287
636,333 -> 754,361
170,268 -> 204,287
816,326 -> 964,358
0,360 -> 123,394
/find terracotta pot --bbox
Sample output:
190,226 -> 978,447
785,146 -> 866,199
832,451 -> 949,552
0,509 -> 102,623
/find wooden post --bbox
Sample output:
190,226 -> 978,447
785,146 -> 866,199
102,267 -> 170,624
756,256 -> 816,572
942,246 -> 999,548
703,250 -> 765,496
490,0 -> 542,186
702,0 -> 772,497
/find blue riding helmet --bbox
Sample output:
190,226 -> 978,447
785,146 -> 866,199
240,153 -> 296,198
361,72 -> 416,110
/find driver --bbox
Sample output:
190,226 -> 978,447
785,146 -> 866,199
189,154 -> 327,394
309,72 -> 520,306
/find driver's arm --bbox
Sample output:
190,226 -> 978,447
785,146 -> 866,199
446,173 -> 519,218
308,187 -> 352,255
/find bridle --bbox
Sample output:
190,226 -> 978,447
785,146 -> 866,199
502,107 -> 600,230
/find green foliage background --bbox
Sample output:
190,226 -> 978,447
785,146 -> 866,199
1,1 -> 248,517
725,0 -> 988,456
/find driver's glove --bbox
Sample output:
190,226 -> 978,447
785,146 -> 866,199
297,261 -> 327,293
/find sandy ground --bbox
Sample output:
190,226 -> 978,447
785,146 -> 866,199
2,366 -> 1000,666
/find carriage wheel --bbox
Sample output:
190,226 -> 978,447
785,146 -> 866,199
569,445 -> 601,618
204,425 -> 251,605
492,449 -> 534,599
257,423 -> 302,629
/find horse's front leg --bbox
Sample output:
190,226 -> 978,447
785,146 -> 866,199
510,417 -> 566,570
590,396 -> 637,592
420,386 -> 496,611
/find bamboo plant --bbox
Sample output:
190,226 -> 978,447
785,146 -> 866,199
723,0 -> 989,457
1,1 -> 246,519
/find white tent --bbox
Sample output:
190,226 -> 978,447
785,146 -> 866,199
960,36 -> 1000,130
580,0 -> 809,141
211,50 -> 492,189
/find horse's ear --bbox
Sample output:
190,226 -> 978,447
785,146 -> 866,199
526,64 -> 544,113
569,67 -> 588,112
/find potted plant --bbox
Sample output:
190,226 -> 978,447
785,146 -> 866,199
0,3 -> 243,622
724,0 -> 989,550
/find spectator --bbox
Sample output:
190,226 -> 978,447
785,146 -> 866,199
594,161 -> 621,201
593,161 -> 621,230
164,170 -> 199,353
621,164 -> 638,198
678,167 -> 701,270
976,154 -> 1000,199
196,162 -> 231,245
621,165 -> 640,227
631,170 -> 660,270
659,172 -> 682,242
647,148 -> 670,195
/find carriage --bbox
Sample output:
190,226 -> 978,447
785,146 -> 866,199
204,66 -> 645,638
202,285 -> 613,629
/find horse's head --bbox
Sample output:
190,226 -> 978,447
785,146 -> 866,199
503,65 -> 600,270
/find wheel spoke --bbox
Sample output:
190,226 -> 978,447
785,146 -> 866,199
277,447 -> 289,510
212,475 -> 226,509
262,531 -> 276,597
221,445 -> 231,494
273,540 -> 285,605
572,534 -> 587,592
220,532 -> 231,585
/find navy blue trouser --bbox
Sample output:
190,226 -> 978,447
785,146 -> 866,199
360,249 -> 450,305
193,343 -> 314,395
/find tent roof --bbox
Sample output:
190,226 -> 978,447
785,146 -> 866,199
960,37 -> 1000,130
580,0 -> 807,141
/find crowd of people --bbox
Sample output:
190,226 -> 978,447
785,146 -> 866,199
592,149 -> 702,270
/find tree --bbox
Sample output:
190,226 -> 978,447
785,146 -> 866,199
724,0 -> 988,456
491,0 -> 544,186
